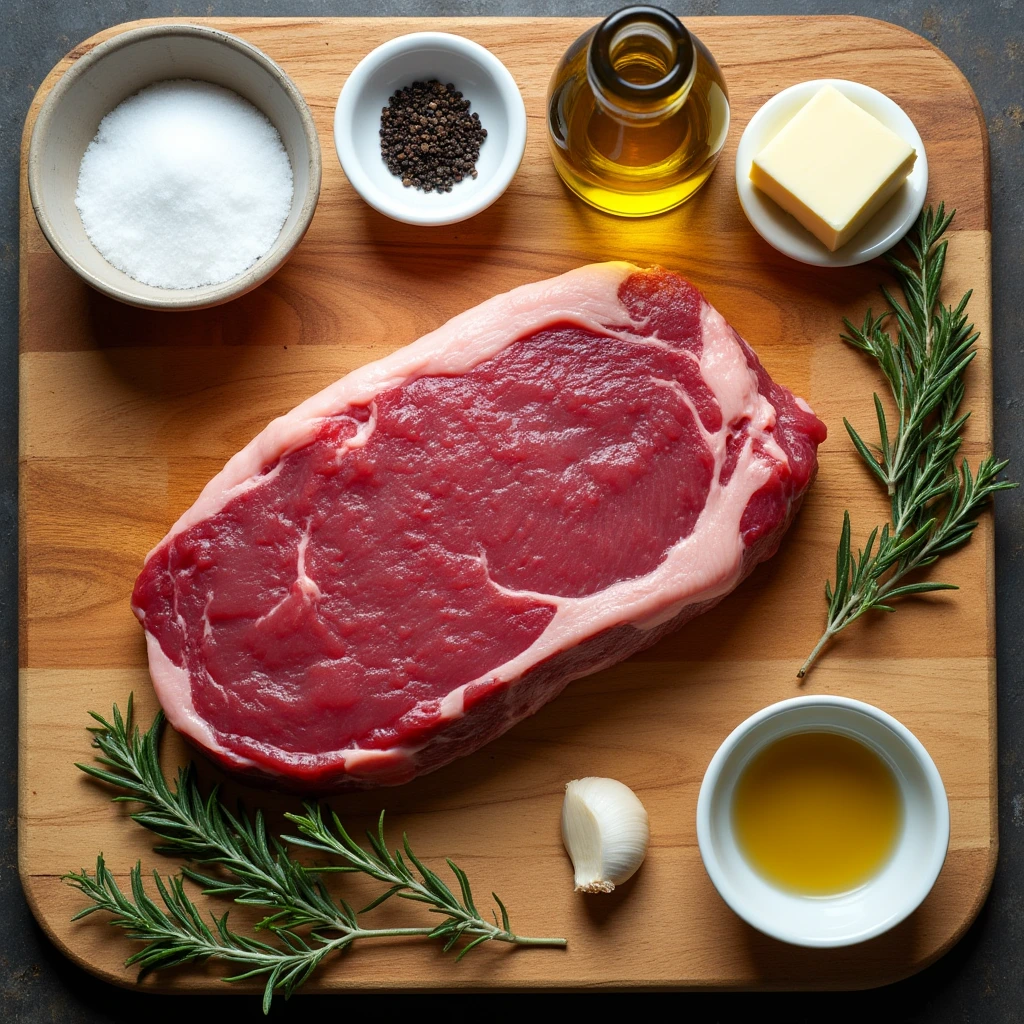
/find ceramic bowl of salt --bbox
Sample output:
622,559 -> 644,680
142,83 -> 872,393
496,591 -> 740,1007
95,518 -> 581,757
28,24 -> 322,310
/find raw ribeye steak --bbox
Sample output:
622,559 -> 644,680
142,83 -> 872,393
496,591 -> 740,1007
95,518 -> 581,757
133,263 -> 826,790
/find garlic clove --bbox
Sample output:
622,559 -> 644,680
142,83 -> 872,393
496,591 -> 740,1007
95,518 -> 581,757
561,777 -> 650,893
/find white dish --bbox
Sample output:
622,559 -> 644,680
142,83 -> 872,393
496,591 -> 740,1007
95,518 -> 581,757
334,32 -> 527,226
735,79 -> 928,267
696,695 -> 949,948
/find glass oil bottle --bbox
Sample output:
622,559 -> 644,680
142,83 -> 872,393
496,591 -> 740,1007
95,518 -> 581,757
546,5 -> 730,217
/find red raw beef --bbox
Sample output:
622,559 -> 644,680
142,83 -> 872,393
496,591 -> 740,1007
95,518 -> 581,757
132,264 -> 826,789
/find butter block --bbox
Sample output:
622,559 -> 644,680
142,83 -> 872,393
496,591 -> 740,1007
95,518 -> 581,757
750,85 -> 917,252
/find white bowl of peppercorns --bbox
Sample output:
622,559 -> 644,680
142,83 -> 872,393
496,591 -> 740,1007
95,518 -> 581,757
334,32 -> 527,226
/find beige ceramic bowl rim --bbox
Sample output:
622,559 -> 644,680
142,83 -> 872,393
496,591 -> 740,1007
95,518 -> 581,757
27,23 -> 323,311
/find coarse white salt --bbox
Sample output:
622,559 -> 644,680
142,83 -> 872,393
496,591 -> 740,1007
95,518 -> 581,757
75,79 -> 294,290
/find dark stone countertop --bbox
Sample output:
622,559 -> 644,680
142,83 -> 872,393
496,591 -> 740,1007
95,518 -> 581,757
1,2 -> 1021,1021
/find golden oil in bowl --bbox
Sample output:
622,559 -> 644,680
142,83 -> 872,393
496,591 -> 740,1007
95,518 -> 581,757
546,5 -> 730,217
732,731 -> 903,896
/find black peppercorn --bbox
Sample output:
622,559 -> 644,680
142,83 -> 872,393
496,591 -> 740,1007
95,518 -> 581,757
380,79 -> 488,193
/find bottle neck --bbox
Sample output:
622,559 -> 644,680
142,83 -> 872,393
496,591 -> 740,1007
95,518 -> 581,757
587,5 -> 696,122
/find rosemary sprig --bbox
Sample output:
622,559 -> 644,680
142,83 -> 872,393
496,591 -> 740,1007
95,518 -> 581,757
799,205 -> 1015,678
283,805 -> 559,952
75,696 -> 346,934
65,857 -> 356,1013
66,698 -> 566,1010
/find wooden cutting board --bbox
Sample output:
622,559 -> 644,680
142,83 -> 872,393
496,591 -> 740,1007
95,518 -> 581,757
19,16 -> 995,993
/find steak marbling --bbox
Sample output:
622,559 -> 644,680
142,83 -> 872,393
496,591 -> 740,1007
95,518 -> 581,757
132,263 -> 827,789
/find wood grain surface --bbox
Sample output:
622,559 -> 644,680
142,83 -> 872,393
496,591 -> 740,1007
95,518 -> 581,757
19,16 -> 994,992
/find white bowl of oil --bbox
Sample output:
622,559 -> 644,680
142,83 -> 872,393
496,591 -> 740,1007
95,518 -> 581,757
696,695 -> 949,948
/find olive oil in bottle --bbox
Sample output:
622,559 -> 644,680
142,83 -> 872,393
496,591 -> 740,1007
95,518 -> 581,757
546,5 -> 730,217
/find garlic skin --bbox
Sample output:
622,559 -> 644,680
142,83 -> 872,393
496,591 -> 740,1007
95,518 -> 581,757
561,777 -> 650,893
